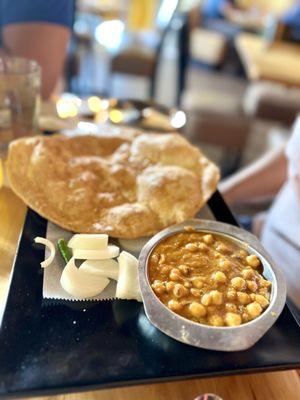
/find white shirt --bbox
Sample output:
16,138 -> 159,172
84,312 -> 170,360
261,116 -> 300,308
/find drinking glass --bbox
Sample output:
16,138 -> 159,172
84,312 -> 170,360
0,57 -> 41,155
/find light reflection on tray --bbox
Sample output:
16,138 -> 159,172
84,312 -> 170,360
53,94 -> 186,133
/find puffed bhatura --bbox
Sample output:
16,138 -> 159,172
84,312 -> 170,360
7,131 -> 219,238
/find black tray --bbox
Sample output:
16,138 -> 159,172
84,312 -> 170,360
0,192 -> 299,399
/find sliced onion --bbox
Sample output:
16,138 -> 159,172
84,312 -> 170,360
73,245 -> 119,260
116,251 -> 142,302
79,259 -> 119,280
68,234 -> 108,250
34,237 -> 55,268
60,257 -> 109,299
118,237 -> 150,254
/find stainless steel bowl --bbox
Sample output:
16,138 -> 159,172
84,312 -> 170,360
138,219 -> 286,351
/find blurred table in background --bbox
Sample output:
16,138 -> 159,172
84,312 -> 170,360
236,0 -> 293,14
235,33 -> 300,87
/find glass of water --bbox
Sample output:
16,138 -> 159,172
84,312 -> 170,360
0,57 -> 41,155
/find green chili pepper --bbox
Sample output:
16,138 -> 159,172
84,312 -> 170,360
57,238 -> 72,264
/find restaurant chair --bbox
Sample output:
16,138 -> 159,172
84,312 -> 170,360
109,0 -> 179,100
65,11 -> 101,95
176,6 -> 229,105
189,28 -> 228,68
243,81 -> 300,126
182,88 -> 251,177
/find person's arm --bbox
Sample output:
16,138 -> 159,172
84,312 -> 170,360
219,144 -> 287,204
0,0 -> 74,99
2,24 -> 70,99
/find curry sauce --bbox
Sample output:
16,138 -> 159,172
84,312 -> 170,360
148,229 -> 271,327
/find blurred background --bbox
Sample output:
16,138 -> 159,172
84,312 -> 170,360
56,0 -> 300,219
2,0 -> 300,223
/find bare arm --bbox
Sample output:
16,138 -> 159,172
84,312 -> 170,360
2,23 -> 70,99
219,145 -> 288,204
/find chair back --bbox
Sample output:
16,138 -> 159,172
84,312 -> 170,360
156,0 -> 179,32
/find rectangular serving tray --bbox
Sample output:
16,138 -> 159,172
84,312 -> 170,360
0,192 -> 299,399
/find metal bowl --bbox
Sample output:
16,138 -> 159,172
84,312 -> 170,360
138,219 -> 286,351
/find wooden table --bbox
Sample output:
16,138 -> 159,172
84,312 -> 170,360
235,33 -> 300,87
1,186 -> 300,400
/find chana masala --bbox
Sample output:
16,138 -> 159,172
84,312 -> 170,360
148,228 -> 272,327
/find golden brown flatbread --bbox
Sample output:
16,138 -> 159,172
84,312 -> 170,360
6,131 -> 219,238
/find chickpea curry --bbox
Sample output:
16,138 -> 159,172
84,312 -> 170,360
149,228 -> 272,327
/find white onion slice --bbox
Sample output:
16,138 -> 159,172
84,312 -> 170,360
118,237 -> 150,254
116,251 -> 142,302
72,245 -> 119,260
79,259 -> 119,280
68,234 -> 108,250
60,257 -> 109,299
34,237 -> 55,268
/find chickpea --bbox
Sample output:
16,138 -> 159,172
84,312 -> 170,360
158,254 -> 166,265
246,302 -> 263,318
225,312 -> 242,326
185,243 -> 198,252
218,258 -> 231,271
250,293 -> 256,301
225,303 -> 237,313
210,290 -> 223,305
189,260 -> 201,268
231,277 -> 246,290
190,288 -> 201,297
173,283 -> 189,298
178,264 -> 190,275
150,253 -> 159,263
182,253 -> 192,262
151,280 -> 165,295
238,249 -> 248,258
189,302 -> 207,318
241,268 -> 255,279
237,291 -> 251,305
216,243 -> 230,254
208,315 -> 224,326
246,254 -> 260,268
183,281 -> 192,288
160,266 -> 170,275
255,294 -> 270,308
259,287 -> 269,297
198,242 -> 208,252
169,268 -> 181,281
246,280 -> 258,292
168,299 -> 183,312
203,234 -> 214,245
192,278 -> 203,289
153,279 -> 161,285
212,271 -> 227,284
214,252 -> 222,259
226,289 -> 236,300
258,279 -> 272,288
201,293 -> 212,306
166,281 -> 175,293
242,312 -> 251,323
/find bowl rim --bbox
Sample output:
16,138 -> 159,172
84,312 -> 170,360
138,219 -> 286,348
